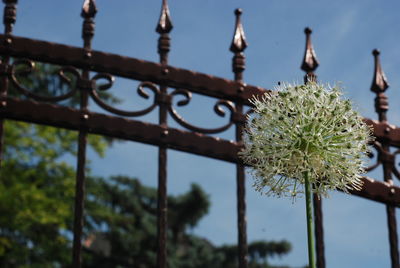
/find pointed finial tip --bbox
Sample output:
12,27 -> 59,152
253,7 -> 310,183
371,48 -> 389,93
156,0 -> 173,34
81,0 -> 97,18
235,8 -> 242,15
230,8 -> 247,53
301,27 -> 319,73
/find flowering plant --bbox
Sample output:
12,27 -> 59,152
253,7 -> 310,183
240,82 -> 372,268
240,82 -> 372,198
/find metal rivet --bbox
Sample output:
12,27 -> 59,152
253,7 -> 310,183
84,51 -> 92,59
390,188 -> 396,195
238,86 -> 244,93
162,129 -> 168,137
162,68 -> 169,75
0,101 -> 6,107
81,113 -> 89,120
5,37 -> 11,45
385,127 -> 390,134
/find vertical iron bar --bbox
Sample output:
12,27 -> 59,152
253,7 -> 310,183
73,130 -> 87,267
385,172 -> 399,268
371,49 -> 399,268
301,27 -> 326,268
72,1 -> 97,267
0,0 -> 18,168
156,1 -> 172,267
230,8 -> 248,268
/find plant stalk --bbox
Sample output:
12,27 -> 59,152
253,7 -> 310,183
304,171 -> 316,268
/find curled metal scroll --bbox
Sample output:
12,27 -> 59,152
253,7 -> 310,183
168,89 -> 236,134
365,141 -> 400,182
90,76 -> 159,117
392,149 -> 400,180
10,60 -> 79,102
365,140 -> 383,172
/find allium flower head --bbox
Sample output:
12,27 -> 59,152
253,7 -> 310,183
240,82 -> 373,198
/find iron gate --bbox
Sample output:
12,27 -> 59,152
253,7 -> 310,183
0,0 -> 399,267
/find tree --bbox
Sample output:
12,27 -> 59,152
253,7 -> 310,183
83,176 -> 293,268
0,62 -> 112,267
0,63 -> 299,267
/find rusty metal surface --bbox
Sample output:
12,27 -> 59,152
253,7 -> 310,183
369,49 -> 399,268
156,1 -> 172,267
364,119 -> 400,147
371,49 -> 389,122
0,0 -> 17,168
72,2 -> 97,267
2,96 -> 400,208
0,2 -> 399,267
387,204 -> 400,268
0,34 -> 267,104
347,177 -> 399,207
0,97 -> 239,162
301,28 -> 319,78
231,8 -> 248,268
3,0 -> 17,35
3,36 -> 400,143
72,131 -> 87,268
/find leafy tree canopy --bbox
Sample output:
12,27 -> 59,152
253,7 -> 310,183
0,63 -> 299,267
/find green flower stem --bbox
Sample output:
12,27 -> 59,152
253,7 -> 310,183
304,171 -> 316,268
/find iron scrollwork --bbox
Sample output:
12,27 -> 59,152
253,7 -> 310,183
365,140 -> 383,172
392,149 -> 400,180
89,77 -> 159,117
365,140 -> 400,181
8,60 -> 239,133
9,60 -> 80,102
8,60 -> 160,118
168,88 -> 236,134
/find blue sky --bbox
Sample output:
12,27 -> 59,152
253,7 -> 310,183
11,0 -> 400,267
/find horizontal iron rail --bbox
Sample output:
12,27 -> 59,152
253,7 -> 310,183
0,97 -> 239,162
0,34 -> 267,104
1,96 -> 399,206
364,118 -> 400,147
1,35 -> 398,145
1,36 -> 398,145
348,177 -> 400,207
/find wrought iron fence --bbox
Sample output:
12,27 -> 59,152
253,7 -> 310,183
0,0 -> 399,267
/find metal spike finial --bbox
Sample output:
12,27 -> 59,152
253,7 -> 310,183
3,0 -> 18,35
301,27 -> 319,73
371,49 -> 389,93
156,0 -> 173,34
371,49 -> 389,121
81,0 -> 97,19
230,8 -> 247,53
2,0 -> 17,4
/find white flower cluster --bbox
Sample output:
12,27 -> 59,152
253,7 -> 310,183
240,82 -> 373,198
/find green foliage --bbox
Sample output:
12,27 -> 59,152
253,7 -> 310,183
0,119 -> 296,267
0,119 -> 109,267
0,63 -> 300,268
0,62 -> 114,266
84,176 -> 214,268
83,176 -> 293,268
